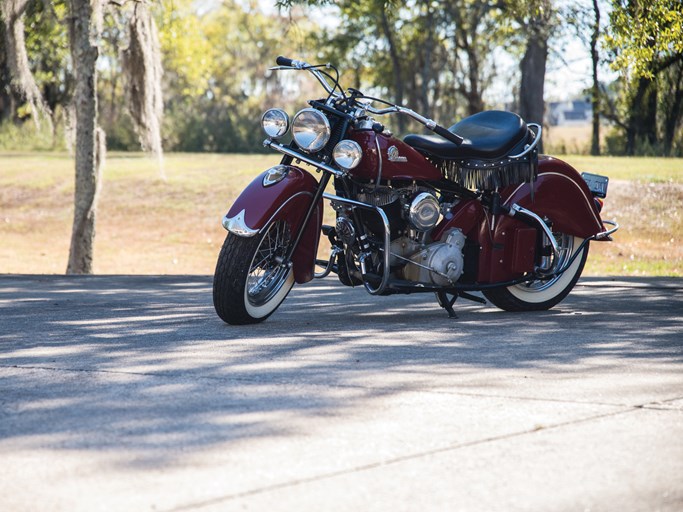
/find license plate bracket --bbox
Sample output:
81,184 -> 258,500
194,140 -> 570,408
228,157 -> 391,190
581,172 -> 609,198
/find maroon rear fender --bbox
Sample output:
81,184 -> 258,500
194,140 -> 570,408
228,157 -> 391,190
501,156 -> 605,238
222,165 -> 322,284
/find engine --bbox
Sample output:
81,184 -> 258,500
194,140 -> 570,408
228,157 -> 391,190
347,185 -> 466,287
397,228 -> 466,286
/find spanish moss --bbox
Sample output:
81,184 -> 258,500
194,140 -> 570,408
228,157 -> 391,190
122,0 -> 164,177
0,0 -> 53,128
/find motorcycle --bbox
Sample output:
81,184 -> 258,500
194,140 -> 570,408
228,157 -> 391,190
213,56 -> 619,324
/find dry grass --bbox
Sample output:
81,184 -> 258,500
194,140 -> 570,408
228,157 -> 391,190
544,124 -> 593,155
0,151 -> 681,276
0,152 -> 279,275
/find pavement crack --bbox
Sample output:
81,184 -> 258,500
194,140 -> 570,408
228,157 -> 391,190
164,407 -> 643,512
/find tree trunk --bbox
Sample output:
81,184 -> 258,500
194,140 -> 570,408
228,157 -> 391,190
66,0 -> 103,274
625,77 -> 655,155
380,9 -> 405,133
0,0 -> 52,126
590,0 -> 600,156
663,61 -> 683,156
519,28 -> 548,153
419,6 -> 435,115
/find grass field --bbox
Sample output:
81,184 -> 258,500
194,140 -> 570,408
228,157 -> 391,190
0,151 -> 681,276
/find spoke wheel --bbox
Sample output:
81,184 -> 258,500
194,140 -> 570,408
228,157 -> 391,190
483,233 -> 589,312
246,220 -> 292,308
213,219 -> 295,325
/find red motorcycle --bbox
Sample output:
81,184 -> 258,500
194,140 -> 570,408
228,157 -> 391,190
213,56 -> 618,324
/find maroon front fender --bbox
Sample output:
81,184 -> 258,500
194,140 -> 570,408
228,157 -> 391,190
223,165 -> 322,284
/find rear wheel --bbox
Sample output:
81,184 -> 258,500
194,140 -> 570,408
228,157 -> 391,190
483,233 -> 588,312
213,219 -> 295,324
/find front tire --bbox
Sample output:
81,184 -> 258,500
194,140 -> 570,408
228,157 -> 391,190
483,234 -> 588,312
213,219 -> 295,325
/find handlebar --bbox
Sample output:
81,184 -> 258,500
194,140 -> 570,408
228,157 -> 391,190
276,55 -> 308,69
274,56 -> 464,146
432,125 -> 464,145
275,55 -> 294,67
363,103 -> 464,145
274,56 -> 340,98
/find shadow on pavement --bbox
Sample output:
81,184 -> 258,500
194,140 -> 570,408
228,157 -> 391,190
0,274 -> 681,467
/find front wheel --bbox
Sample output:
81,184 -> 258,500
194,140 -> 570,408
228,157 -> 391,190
213,219 -> 295,324
483,234 -> 589,312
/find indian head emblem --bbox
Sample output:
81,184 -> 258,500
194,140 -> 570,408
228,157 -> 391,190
387,145 -> 407,163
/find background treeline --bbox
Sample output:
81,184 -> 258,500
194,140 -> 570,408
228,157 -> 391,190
1,0 -> 681,156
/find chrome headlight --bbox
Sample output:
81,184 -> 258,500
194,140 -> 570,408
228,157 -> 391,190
292,108 -> 330,152
261,108 -> 290,139
333,140 -> 363,169
408,192 -> 440,231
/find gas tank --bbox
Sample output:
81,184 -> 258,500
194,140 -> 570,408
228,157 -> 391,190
349,130 -> 442,182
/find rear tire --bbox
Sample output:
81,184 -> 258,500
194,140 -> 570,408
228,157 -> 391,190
213,219 -> 295,324
483,234 -> 588,312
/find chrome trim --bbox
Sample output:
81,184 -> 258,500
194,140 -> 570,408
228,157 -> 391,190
387,145 -> 407,163
261,108 -> 290,139
408,192 -> 440,231
508,203 -> 560,275
504,171 -> 604,231
594,219 -> 619,240
332,139 -> 363,170
323,192 -> 391,295
314,246 -> 342,279
292,108 -> 331,153
269,61 -> 342,100
262,165 -> 290,187
222,209 -> 259,237
264,139 -> 347,177
509,123 -> 542,159
372,136 -> 383,192
364,103 -> 436,129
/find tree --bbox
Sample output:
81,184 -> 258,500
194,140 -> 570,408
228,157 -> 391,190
1,0 -> 164,273
0,0 -> 53,127
605,0 -> 683,155
282,0 -> 506,133
506,0 -> 558,152
564,0 -> 603,155
66,0 -> 103,274
589,0 -> 600,155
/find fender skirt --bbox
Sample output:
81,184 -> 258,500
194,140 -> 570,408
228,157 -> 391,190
222,165 -> 323,284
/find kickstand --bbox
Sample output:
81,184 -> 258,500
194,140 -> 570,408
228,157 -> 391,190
435,292 -> 458,319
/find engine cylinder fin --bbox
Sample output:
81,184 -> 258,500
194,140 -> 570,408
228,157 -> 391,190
356,187 -> 399,207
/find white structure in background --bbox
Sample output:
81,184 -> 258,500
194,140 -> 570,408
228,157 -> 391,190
547,100 -> 593,126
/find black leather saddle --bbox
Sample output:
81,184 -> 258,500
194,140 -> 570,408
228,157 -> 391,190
404,110 -> 528,160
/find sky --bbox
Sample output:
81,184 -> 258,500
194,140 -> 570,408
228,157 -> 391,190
202,0 -> 616,105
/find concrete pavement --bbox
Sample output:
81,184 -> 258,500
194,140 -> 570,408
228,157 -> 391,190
0,275 -> 682,511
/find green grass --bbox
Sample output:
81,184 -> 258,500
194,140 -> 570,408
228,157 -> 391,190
560,155 -> 683,183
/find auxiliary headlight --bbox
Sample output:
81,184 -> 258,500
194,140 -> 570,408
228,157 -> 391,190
291,108 -> 331,152
333,140 -> 363,169
261,108 -> 290,139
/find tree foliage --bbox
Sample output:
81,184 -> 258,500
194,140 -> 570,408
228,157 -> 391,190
2,0 -> 682,155
606,0 -> 683,79
604,0 -> 683,155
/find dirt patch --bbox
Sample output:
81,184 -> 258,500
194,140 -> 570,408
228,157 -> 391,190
585,179 -> 682,275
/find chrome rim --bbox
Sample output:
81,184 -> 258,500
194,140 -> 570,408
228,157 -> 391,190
516,233 -> 575,293
246,220 -> 292,307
